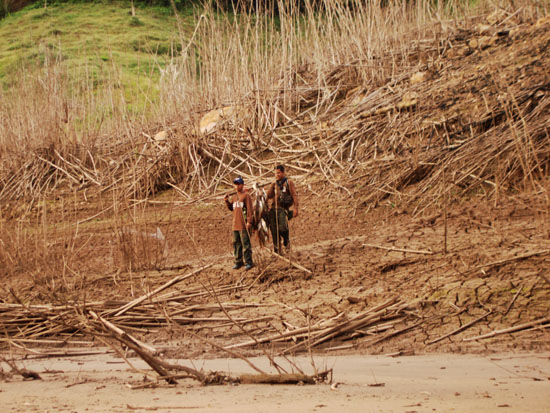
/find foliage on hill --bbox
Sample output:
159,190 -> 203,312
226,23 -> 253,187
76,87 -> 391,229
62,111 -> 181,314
0,0 -> 195,111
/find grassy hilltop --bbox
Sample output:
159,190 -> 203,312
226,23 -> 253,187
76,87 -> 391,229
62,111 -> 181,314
0,1 -> 192,110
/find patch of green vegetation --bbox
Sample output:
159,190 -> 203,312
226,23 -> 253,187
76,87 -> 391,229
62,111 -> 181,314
0,1 -> 195,111
129,16 -> 144,27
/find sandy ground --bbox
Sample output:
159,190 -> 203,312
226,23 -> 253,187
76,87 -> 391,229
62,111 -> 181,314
2,352 -> 550,412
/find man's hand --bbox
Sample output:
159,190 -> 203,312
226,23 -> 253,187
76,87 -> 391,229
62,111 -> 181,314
246,222 -> 252,231
293,210 -> 299,218
224,193 -> 230,202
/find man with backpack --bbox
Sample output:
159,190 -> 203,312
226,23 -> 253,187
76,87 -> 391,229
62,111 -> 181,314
224,176 -> 254,270
267,165 -> 299,254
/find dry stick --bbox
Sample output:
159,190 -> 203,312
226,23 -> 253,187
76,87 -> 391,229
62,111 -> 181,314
89,311 -> 187,384
274,300 -> 400,354
162,310 -> 268,375
37,156 -> 80,185
366,321 -> 423,347
0,334 -> 43,355
427,311 -> 492,345
262,247 -> 313,274
77,205 -> 115,225
199,273 -> 287,375
194,316 -> 273,330
0,355 -> 41,380
166,182 -> 192,200
224,311 -> 347,350
90,329 -> 148,376
89,311 -> 156,353
463,317 -> 550,342
362,243 -> 434,255
283,306 -> 404,354
248,256 -> 274,290
0,337 -> 92,345
503,285 -> 523,317
113,335 -> 176,384
239,373 -> 319,384
224,323 -> 325,349
465,249 -> 550,275
55,150 -> 101,186
13,350 -> 111,360
111,264 -> 213,317
443,166 -> 448,254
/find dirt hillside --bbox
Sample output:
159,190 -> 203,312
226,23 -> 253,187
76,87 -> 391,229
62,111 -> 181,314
1,10 -> 549,368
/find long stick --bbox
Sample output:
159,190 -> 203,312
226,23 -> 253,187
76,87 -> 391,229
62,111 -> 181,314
362,243 -> 434,255
443,167 -> 448,254
225,298 -> 398,350
503,286 -> 523,316
89,311 -> 156,353
263,247 -> 312,274
463,317 -> 550,342
89,311 -> 177,384
466,250 -> 550,275
111,264 -> 213,316
428,311 -> 492,345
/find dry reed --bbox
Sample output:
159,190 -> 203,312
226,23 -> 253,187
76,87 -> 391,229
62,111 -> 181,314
0,0 -> 548,277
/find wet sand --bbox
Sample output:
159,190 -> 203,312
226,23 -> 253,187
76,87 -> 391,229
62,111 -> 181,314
2,352 -> 550,412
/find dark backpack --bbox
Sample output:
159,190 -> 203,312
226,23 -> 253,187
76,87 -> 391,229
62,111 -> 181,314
277,178 -> 294,208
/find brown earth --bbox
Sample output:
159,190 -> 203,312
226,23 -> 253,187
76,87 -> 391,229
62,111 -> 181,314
1,8 -> 550,412
3,179 -> 549,357
1,9 -> 550,360
1,190 -> 550,411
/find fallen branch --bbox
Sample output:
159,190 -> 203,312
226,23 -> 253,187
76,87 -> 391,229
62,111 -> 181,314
239,370 -> 331,384
226,298 -> 398,350
503,286 -> 523,317
366,321 -> 423,346
362,243 -> 434,255
466,250 -> 550,275
111,264 -> 213,316
162,308 -> 268,375
0,355 -> 41,380
89,311 -> 191,384
89,311 -> 156,353
427,311 -> 492,345
463,317 -> 550,342
263,247 -> 313,274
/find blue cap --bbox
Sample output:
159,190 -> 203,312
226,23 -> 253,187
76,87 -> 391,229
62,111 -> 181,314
233,177 -> 244,185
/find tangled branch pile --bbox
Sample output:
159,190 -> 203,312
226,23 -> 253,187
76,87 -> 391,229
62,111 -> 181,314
1,10 -> 549,217
195,12 -> 550,214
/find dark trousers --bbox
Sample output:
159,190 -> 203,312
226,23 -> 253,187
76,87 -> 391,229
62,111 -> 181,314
233,230 -> 253,266
269,208 -> 291,253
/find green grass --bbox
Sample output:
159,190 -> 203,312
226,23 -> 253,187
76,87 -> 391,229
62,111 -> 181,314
0,1 -> 194,111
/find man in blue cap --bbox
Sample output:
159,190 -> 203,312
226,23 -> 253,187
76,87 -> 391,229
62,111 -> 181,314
224,176 -> 254,270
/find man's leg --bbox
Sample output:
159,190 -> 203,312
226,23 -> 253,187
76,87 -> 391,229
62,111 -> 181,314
269,209 -> 281,253
279,210 -> 290,248
240,230 -> 253,268
282,230 -> 290,248
232,231 -> 244,268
